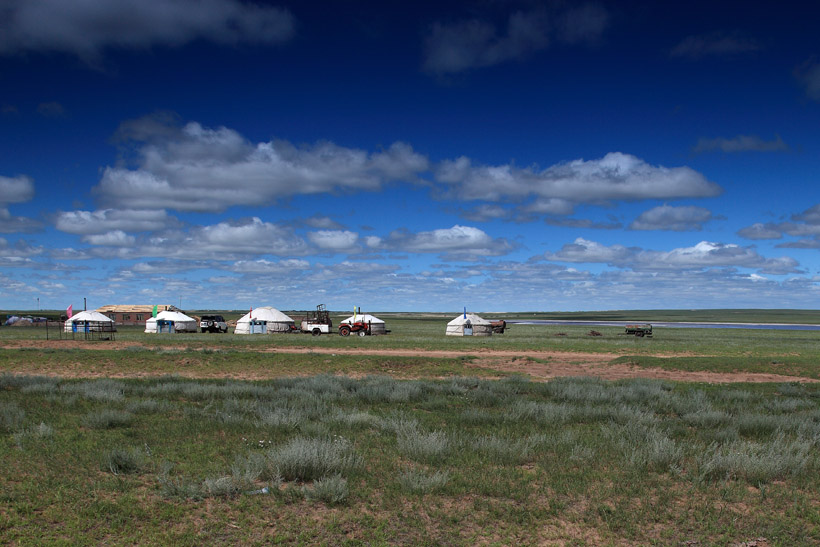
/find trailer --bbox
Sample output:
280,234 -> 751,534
624,324 -> 653,337
298,304 -> 333,336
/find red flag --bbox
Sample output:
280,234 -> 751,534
66,304 -> 73,319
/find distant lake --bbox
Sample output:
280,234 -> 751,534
506,320 -> 820,331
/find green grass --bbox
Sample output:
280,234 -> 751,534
2,375 -> 820,544
1,314 -> 820,543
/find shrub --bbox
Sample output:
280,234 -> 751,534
398,468 -> 449,494
699,434 -> 811,484
256,406 -> 306,430
303,474 -> 349,505
397,429 -> 450,464
0,401 -> 25,432
158,474 -> 204,500
203,476 -> 242,498
268,436 -> 362,481
13,422 -> 53,448
230,452 -> 266,487
63,380 -> 126,402
470,435 -> 536,465
82,409 -> 134,429
103,447 -> 146,475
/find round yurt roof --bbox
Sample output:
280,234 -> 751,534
340,313 -> 384,325
68,310 -> 113,323
237,306 -> 294,323
151,310 -> 196,322
447,313 -> 490,326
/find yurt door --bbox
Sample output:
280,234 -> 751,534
250,320 -> 267,334
464,320 -> 473,336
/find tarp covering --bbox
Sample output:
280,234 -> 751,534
340,313 -> 387,334
144,310 -> 198,333
235,306 -> 295,334
445,313 -> 492,337
64,310 -> 115,332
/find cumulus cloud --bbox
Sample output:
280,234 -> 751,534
0,208 -> 42,233
302,215 -> 346,230
56,209 -> 176,234
737,222 -> 783,240
0,0 -> 295,62
96,116 -> 429,212
693,134 -> 788,154
77,217 -> 309,261
738,204 -> 820,244
671,31 -> 760,59
0,238 -> 44,258
307,230 -> 360,252
379,224 -> 516,260
0,175 -> 35,204
229,258 -> 310,274
436,152 -> 721,212
423,4 -> 607,74
82,230 -> 136,246
629,205 -> 714,231
545,238 -> 800,275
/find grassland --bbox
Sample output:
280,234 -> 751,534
1,313 -> 820,544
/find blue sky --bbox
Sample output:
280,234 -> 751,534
2,0 -> 820,312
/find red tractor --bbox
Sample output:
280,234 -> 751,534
339,321 -> 371,337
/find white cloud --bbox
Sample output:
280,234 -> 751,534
302,215 -> 345,230
229,258 -> 310,274
738,205 -> 820,244
380,224 -> 516,260
307,230 -> 360,251
545,238 -> 801,275
83,230 -> 136,246
0,175 -> 35,203
56,209 -> 176,234
737,222 -> 783,240
0,207 -> 41,233
629,205 -> 714,231
545,238 -> 634,265
96,117 -> 429,212
423,4 -> 608,75
693,134 -> 788,154
0,0 -> 295,62
436,152 -> 721,210
0,238 -> 43,258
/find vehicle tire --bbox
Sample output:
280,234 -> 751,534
312,328 -> 321,336
339,326 -> 350,336
200,328 -> 206,333
357,330 -> 367,337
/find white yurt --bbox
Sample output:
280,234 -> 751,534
234,307 -> 295,334
144,310 -> 198,334
64,310 -> 116,332
339,313 -> 387,335
446,313 -> 492,337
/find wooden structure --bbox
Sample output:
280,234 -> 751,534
95,304 -> 181,326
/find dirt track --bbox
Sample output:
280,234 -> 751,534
1,340 -> 815,384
